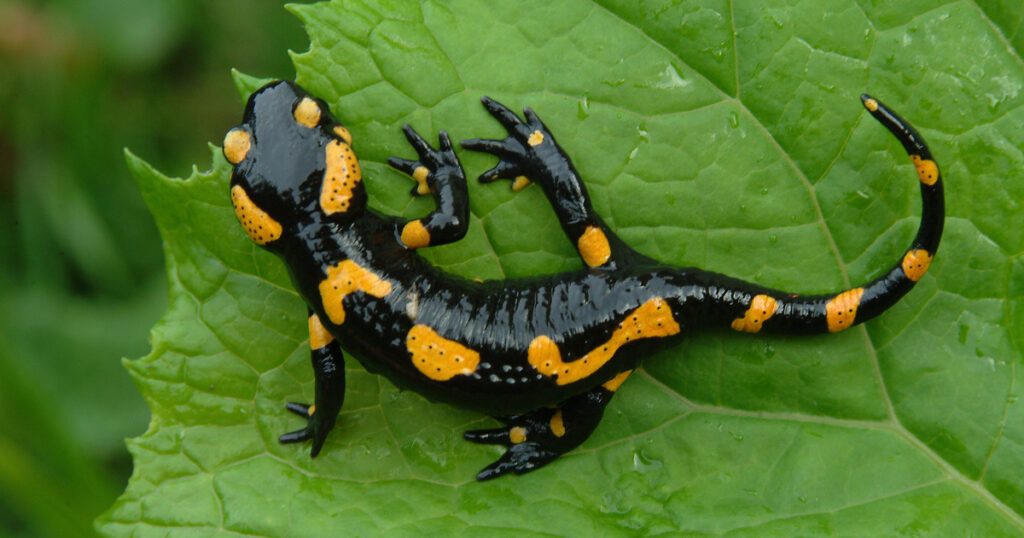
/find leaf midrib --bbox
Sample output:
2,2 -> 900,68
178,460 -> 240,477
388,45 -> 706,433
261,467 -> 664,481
970,0 -> 1024,66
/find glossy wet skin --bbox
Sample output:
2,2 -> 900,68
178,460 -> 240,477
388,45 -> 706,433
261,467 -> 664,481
226,82 -> 682,412
226,83 -> 365,235
224,81 -> 944,480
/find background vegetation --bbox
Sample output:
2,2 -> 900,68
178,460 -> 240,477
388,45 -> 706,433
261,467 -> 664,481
0,1 -> 304,536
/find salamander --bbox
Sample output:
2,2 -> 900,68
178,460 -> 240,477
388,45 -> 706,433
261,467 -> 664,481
223,81 -> 944,480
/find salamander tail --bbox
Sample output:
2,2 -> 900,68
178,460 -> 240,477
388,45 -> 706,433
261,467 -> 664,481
697,95 -> 944,335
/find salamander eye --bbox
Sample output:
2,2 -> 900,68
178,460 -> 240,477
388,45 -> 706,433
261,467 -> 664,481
223,127 -> 251,165
293,97 -> 322,128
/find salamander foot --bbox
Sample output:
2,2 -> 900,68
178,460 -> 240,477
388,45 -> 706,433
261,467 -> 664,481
279,401 -> 337,458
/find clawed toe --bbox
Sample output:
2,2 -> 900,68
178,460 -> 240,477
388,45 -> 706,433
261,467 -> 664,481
478,161 -> 523,184
480,95 -> 530,133
460,138 -> 526,185
279,427 -> 312,444
285,401 -> 312,417
475,442 -> 560,481
460,137 -> 516,156
387,156 -> 431,195
464,412 -> 570,480
386,156 -> 420,175
464,427 -> 512,445
389,125 -> 463,197
279,401 -> 335,458
462,96 -> 556,190
401,124 -> 434,157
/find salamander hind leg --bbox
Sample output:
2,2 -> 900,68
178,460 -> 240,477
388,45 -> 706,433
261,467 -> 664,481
462,97 -> 639,269
464,371 -> 632,480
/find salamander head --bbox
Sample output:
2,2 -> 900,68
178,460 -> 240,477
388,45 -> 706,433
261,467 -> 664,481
223,80 -> 365,247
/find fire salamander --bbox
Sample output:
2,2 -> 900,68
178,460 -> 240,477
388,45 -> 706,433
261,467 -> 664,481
223,81 -> 944,480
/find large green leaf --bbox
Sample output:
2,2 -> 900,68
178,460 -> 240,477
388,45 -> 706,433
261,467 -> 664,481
99,0 -> 1024,534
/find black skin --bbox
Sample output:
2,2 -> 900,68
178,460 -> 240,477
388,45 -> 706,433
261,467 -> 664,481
225,81 -> 944,480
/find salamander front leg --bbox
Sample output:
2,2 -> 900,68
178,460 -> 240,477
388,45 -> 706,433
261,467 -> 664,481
279,312 -> 346,457
388,126 -> 469,250
465,371 -> 633,480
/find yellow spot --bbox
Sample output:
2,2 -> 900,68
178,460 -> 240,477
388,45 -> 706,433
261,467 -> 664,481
910,155 -> 939,186
294,97 -> 321,128
512,176 -> 532,192
230,185 -> 282,245
320,140 -> 362,214
731,294 -> 778,333
509,426 -> 527,444
825,288 -> 864,333
406,324 -> 481,381
308,313 -> 334,349
602,370 -> 633,392
401,220 -> 431,249
223,128 -> 251,165
410,166 -> 431,195
333,125 -> 353,145
529,298 -> 680,385
577,226 -> 611,268
863,98 -> 879,112
308,404 -> 316,416
549,411 -> 566,438
319,260 -> 392,325
901,249 -> 933,282
527,130 -> 545,146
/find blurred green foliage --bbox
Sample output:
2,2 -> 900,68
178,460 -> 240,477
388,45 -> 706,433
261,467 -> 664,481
0,1 -> 305,535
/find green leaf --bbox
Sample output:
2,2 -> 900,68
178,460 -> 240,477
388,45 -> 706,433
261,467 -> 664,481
231,69 -> 276,102
100,0 -> 1024,535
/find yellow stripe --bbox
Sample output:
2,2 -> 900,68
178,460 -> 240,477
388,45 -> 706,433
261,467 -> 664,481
308,314 -> 334,349
401,220 -> 431,249
529,298 -> 678,385
318,260 -> 392,325
577,226 -> 611,267
901,249 -> 933,282
320,140 -> 362,214
230,185 -> 282,245
407,325 -> 481,381
601,370 -> 633,392
730,294 -> 777,333
549,411 -> 566,437
911,155 -> 939,186
825,288 -> 864,333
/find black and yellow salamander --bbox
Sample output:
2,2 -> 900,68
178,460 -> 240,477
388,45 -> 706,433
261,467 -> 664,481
222,81 -> 943,480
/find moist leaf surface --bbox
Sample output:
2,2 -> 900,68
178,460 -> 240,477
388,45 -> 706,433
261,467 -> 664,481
99,0 -> 1024,535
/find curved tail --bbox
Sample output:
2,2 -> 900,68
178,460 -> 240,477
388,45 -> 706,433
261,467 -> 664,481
694,95 -> 944,335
